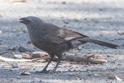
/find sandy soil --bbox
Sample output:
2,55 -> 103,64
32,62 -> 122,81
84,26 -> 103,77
0,0 -> 124,83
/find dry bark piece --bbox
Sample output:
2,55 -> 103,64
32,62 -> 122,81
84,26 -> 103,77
20,71 -> 30,75
32,51 -> 49,60
0,56 -> 32,62
14,51 -> 49,60
86,54 -> 107,64
62,53 -> 107,64
14,53 -> 32,59
14,52 -> 107,64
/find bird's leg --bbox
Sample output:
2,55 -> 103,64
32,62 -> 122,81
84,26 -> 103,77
36,55 -> 54,73
42,56 -> 54,73
52,56 -> 62,72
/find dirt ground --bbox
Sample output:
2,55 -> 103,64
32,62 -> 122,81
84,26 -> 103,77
0,0 -> 124,83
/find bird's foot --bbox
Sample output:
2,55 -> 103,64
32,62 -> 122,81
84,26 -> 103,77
35,69 -> 57,74
35,69 -> 49,74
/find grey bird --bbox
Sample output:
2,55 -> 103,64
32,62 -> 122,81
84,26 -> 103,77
19,16 -> 118,73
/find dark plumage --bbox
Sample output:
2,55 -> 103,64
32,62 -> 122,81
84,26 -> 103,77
19,16 -> 118,73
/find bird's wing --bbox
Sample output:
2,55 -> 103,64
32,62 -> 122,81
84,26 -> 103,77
44,23 -> 88,44
57,28 -> 88,41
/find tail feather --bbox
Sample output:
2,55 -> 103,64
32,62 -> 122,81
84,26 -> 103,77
79,38 -> 118,48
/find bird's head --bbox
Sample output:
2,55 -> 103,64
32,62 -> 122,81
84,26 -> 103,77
19,16 -> 42,25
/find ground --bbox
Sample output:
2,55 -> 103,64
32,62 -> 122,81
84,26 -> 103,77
0,0 -> 124,83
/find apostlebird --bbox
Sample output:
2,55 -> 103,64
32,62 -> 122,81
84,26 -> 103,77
19,16 -> 117,73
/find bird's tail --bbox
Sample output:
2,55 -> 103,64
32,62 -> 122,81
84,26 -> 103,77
79,38 -> 118,48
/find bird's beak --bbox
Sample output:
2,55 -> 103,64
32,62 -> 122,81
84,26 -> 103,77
19,17 -> 31,24
19,18 -> 25,23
